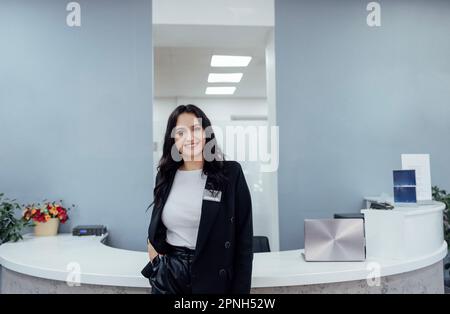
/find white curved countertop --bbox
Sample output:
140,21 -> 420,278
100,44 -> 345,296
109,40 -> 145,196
0,233 -> 447,288
0,201 -> 447,288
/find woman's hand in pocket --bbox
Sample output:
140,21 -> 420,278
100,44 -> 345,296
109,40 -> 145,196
147,239 -> 160,263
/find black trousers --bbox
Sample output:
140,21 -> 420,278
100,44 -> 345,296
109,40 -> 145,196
149,243 -> 195,294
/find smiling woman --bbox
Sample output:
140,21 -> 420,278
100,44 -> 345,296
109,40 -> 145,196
143,104 -> 254,294
173,113 -> 206,164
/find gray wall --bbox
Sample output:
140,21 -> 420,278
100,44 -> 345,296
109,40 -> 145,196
0,0 -> 153,251
275,0 -> 450,250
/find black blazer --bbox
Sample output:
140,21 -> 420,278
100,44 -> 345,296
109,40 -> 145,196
142,160 -> 254,294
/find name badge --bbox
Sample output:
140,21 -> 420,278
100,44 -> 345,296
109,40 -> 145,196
203,189 -> 222,202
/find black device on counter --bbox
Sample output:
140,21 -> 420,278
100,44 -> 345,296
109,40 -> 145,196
333,213 -> 365,220
369,201 -> 394,210
72,225 -> 107,236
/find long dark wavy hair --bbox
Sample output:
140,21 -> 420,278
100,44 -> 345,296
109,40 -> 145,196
147,104 -> 228,211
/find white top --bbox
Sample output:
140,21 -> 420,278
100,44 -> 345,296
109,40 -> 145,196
161,168 -> 207,250
0,202 -> 446,289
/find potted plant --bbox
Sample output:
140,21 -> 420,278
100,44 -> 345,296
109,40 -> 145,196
432,186 -> 450,290
22,200 -> 74,236
0,193 -> 31,245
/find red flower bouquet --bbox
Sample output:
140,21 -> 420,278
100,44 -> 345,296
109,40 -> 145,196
22,200 -> 74,236
22,201 -> 73,224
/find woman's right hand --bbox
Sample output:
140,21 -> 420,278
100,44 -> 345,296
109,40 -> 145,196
147,239 -> 159,263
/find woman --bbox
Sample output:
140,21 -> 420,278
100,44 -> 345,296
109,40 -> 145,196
141,104 -> 253,294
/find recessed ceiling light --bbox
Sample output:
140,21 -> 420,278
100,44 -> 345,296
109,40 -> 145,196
208,73 -> 243,83
210,55 -> 252,67
205,87 -> 236,95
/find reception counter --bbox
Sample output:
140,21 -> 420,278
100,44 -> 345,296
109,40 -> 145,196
0,202 -> 447,294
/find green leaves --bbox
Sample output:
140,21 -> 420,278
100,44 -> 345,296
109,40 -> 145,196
432,186 -> 450,277
0,193 -> 31,245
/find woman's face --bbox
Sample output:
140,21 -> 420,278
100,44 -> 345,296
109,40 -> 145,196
173,113 -> 206,161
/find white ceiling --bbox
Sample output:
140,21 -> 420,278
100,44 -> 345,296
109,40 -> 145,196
153,0 -> 274,27
154,25 -> 271,98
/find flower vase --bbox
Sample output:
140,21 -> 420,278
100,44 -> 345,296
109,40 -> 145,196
34,218 -> 59,236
